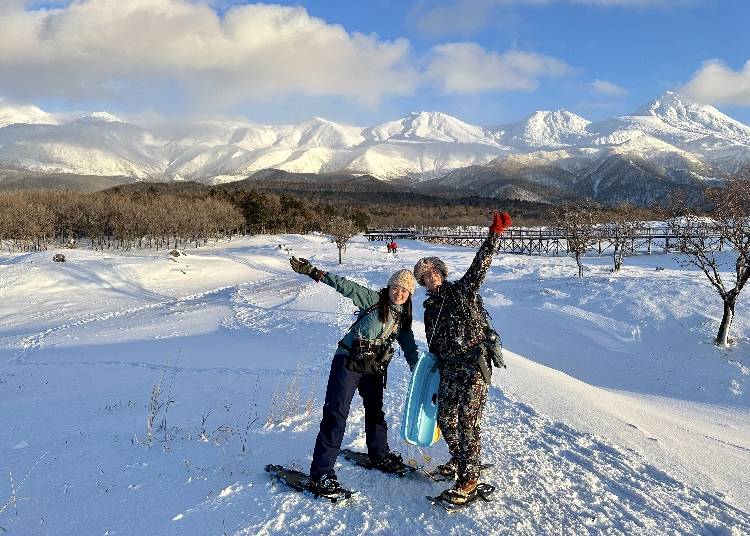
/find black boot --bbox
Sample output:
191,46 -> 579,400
371,451 -> 407,473
311,472 -> 342,495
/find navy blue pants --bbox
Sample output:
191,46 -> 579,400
309,354 -> 389,480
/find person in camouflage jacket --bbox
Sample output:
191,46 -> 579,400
414,211 -> 511,505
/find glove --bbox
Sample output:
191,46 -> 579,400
290,257 -> 325,282
501,212 -> 512,228
489,211 -> 512,234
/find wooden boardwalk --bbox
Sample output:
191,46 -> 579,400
364,226 -> 724,256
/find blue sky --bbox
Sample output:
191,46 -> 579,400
2,0 -> 750,126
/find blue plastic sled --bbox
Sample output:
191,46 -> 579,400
401,352 -> 441,447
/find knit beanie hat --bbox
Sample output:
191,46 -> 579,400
413,257 -> 449,286
388,269 -> 417,295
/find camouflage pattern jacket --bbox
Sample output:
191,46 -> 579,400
423,232 -> 500,363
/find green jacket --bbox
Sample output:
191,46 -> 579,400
323,273 -> 419,370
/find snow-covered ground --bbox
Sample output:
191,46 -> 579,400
1,235 -> 748,535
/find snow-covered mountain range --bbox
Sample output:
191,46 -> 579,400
1,92 -> 748,203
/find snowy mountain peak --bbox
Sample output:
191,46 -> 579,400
406,110 -> 480,133
305,116 -> 335,125
633,90 -> 697,118
408,110 -> 458,123
631,91 -> 750,142
79,111 -> 125,123
501,109 -> 591,148
524,110 -> 590,132
277,116 -> 364,149
366,111 -> 494,144
634,91 -> 715,122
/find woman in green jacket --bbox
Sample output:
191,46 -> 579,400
289,257 -> 420,494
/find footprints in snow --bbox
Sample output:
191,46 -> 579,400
482,391 -> 750,534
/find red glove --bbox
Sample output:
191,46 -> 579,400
501,212 -> 512,228
489,211 -> 511,234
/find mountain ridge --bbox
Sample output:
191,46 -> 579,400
0,92 -> 748,204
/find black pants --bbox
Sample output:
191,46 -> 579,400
309,354 -> 389,480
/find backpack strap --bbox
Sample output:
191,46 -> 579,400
338,302 -> 380,353
348,302 -> 379,331
475,294 -> 505,369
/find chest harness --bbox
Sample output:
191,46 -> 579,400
338,303 -> 401,378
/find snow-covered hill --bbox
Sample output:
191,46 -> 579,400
1,235 -> 748,534
364,111 -> 505,146
0,114 -> 167,179
495,109 -> 591,149
0,92 -> 748,198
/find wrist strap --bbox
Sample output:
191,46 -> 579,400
309,268 -> 326,282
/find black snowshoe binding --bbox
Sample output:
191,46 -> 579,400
372,452 -> 409,473
265,465 -> 354,503
313,473 -> 342,495
427,480 -> 496,512
339,449 -> 417,477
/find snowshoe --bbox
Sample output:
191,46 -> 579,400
426,482 -> 496,512
338,449 -> 418,477
265,464 -> 354,503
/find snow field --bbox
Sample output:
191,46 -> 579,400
0,234 -> 748,535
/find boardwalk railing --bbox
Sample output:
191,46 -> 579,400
364,226 -> 726,256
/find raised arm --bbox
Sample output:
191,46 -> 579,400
322,273 -> 379,310
289,257 -> 378,309
456,212 -> 511,295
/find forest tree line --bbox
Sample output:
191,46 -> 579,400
0,190 -> 246,251
0,180 -> 701,252
0,187 -> 375,251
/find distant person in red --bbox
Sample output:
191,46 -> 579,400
387,240 -> 398,254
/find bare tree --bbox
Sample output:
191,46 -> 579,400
602,203 -> 643,272
553,200 -> 600,277
324,215 -> 359,264
668,177 -> 750,347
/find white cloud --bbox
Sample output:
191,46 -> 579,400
0,1 -> 578,113
592,79 -> 627,96
411,0 -> 684,38
680,59 -> 750,106
0,0 -> 419,109
427,42 -> 571,94
409,0 -> 521,38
